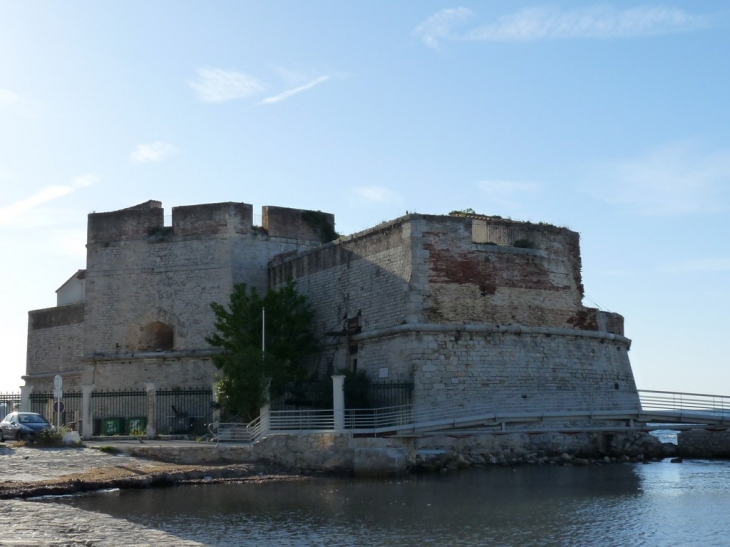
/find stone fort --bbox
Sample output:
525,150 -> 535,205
25,200 -> 639,414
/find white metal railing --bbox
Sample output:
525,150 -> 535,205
213,390 -> 730,444
638,390 -> 730,417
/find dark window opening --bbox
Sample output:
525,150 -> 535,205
138,322 -> 174,351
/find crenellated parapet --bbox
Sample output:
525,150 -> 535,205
87,200 -> 335,245
87,200 -> 163,244
172,202 -> 252,236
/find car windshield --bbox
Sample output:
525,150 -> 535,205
18,414 -> 48,424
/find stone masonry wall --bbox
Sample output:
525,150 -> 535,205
75,201 -> 330,390
417,216 -> 594,329
25,304 -> 85,386
269,219 -> 413,373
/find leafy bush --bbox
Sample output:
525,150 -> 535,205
35,426 -> 67,447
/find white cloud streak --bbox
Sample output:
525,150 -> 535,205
130,141 -> 180,164
259,76 -> 331,105
0,88 -> 23,108
352,186 -> 400,203
589,142 -> 730,215
187,68 -> 264,103
413,7 -> 475,49
414,5 -> 708,47
0,174 -> 99,226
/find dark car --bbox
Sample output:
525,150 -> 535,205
0,412 -> 53,442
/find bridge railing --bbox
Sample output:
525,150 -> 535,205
638,390 -> 730,416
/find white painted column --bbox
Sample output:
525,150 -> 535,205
259,403 -> 270,437
81,385 -> 94,440
145,383 -> 156,439
19,385 -> 33,412
332,374 -> 345,432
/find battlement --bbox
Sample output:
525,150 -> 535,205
87,200 -> 335,244
172,202 -> 252,236
87,200 -> 164,244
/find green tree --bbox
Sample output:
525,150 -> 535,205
206,281 -> 318,420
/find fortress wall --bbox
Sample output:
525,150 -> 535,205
83,201 -> 332,362
87,357 -> 217,390
25,304 -> 84,380
87,200 -> 163,245
173,202 -> 252,236
263,206 -> 334,242
351,328 -> 638,412
417,216 -> 601,330
84,234 -> 235,355
269,219 -> 413,343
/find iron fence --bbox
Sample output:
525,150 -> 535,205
156,387 -> 215,435
346,381 -> 414,409
29,391 -> 83,427
270,381 -> 332,410
0,392 -> 21,418
91,389 -> 147,436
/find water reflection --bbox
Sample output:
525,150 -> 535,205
51,461 -> 730,546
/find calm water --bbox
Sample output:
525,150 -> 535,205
51,459 -> 730,547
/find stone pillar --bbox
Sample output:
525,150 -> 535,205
81,385 -> 94,440
19,385 -> 33,412
145,383 -> 156,439
332,374 -> 345,432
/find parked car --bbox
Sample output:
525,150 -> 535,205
0,412 -> 52,442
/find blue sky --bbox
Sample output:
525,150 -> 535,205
1,2 -> 728,394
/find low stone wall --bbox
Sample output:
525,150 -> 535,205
124,430 -> 666,475
678,429 -> 730,458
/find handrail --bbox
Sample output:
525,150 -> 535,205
211,389 -> 730,444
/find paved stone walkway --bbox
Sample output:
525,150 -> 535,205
0,499 -> 205,546
0,445 -> 168,483
0,443 -> 250,546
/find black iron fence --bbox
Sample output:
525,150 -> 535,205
156,387 -> 214,435
91,389 -> 147,435
270,381 -> 332,411
0,392 -> 21,418
30,391 -> 83,427
347,381 -> 414,409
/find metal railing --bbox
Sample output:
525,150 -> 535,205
0,393 -> 21,417
156,387 -> 214,435
30,391 -> 83,427
638,390 -> 730,417
91,389 -> 147,435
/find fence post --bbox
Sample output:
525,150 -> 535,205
332,374 -> 345,431
81,385 -> 94,440
19,385 -> 33,412
146,383 -> 156,439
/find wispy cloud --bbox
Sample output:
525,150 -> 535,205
352,186 -> 400,204
588,142 -> 730,215
0,173 -> 99,226
661,257 -> 730,274
260,76 -> 331,105
0,87 -> 42,118
413,7 -> 475,49
130,141 -> 180,164
187,68 -> 264,103
414,5 -> 708,48
0,88 -> 23,108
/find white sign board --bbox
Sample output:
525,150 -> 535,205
54,375 -> 63,390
